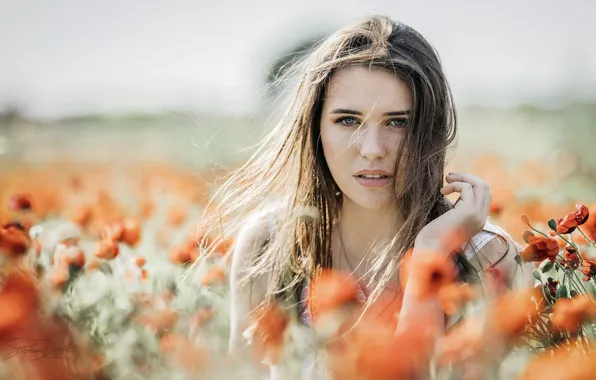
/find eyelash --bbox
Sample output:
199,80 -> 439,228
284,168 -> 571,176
334,116 -> 408,128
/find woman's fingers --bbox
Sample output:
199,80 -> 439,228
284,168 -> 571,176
445,172 -> 492,211
446,172 -> 483,185
440,182 -> 475,204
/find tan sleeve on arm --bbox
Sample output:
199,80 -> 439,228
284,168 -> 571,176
467,232 -> 535,289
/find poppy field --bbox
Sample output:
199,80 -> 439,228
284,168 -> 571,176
1,110 -> 596,379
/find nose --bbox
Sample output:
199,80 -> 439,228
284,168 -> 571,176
356,125 -> 387,160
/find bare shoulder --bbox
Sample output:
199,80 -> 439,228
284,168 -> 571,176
465,221 -> 534,288
230,205 -> 278,269
228,202 -> 283,352
229,201 -> 286,295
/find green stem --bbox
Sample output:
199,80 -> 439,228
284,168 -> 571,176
577,327 -> 590,352
554,231 -> 580,254
538,281 -> 554,307
555,260 -> 589,296
534,316 -> 557,347
578,227 -> 596,250
527,225 -> 550,238
569,270 -> 590,296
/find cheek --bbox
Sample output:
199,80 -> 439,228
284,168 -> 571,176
320,124 -> 352,165
320,125 -> 355,190
388,132 -> 406,162
391,130 -> 406,150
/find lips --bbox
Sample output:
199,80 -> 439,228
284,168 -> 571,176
355,174 -> 389,179
354,170 -> 393,178
353,170 -> 393,188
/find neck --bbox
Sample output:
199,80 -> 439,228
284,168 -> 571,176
336,197 -> 402,264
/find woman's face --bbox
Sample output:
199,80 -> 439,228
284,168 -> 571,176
320,66 -> 413,210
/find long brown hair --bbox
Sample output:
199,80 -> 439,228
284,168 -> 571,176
196,14 -> 475,309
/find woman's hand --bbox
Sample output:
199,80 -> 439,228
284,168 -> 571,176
415,172 -> 492,253
396,172 -> 493,369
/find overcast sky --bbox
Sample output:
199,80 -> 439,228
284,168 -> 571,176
1,0 -> 595,119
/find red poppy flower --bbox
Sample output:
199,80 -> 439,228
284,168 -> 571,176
201,267 -> 226,286
136,308 -> 179,334
166,204 -> 187,227
121,218 -> 141,247
307,269 -> 361,321
352,311 -> 437,380
50,264 -> 70,287
190,308 -> 214,330
0,222 -> 30,256
583,203 -> 596,242
131,255 -> 146,268
8,193 -> 33,211
160,333 -> 207,373
562,246 -> 580,269
69,204 -> 92,227
489,201 -> 503,216
169,245 -> 193,265
551,297 -> 596,333
437,282 -> 477,315
581,259 -> 596,281
436,317 -> 485,366
54,244 -> 86,268
406,251 -> 456,300
519,344 -> 596,380
100,222 -> 124,241
487,287 -> 543,344
556,204 -> 589,234
251,303 -> 289,365
0,270 -> 39,331
520,235 -> 559,263
545,277 -> 558,298
94,239 -> 119,259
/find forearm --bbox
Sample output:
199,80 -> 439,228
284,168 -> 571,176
396,240 -> 447,346
395,265 -> 446,378
397,282 -> 445,335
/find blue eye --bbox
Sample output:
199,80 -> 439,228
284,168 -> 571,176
388,118 -> 408,128
334,117 -> 408,128
335,116 -> 360,126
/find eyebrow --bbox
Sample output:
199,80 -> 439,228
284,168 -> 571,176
329,108 -> 411,117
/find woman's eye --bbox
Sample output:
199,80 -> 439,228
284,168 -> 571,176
388,118 -> 408,128
335,117 -> 360,126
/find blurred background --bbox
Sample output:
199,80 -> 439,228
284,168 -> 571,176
1,0 -> 595,198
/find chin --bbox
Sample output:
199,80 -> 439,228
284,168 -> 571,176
349,194 -> 393,210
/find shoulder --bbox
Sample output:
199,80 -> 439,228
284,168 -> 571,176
230,202 -> 282,271
229,202 -> 285,351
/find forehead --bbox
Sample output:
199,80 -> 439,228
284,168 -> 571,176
323,66 -> 412,113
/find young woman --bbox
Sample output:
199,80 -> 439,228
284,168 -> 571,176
203,13 -> 531,372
